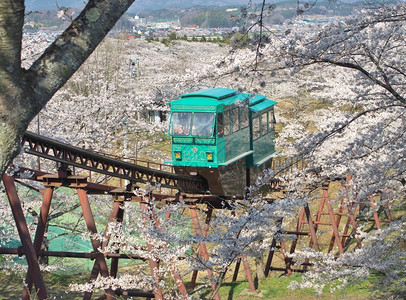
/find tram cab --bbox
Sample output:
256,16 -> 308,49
168,88 -> 277,196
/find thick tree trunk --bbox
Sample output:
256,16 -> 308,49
255,255 -> 266,280
0,0 -> 27,175
0,0 -> 136,176
0,121 -> 24,176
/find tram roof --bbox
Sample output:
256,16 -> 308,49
250,99 -> 277,113
169,88 -> 276,111
180,88 -> 238,100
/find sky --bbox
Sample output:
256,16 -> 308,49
25,0 -> 86,10
25,0 -> 363,12
25,0 -> 255,11
25,0 -> 84,10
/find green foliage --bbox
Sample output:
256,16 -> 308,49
280,9 -> 296,19
191,12 -> 205,26
207,10 -> 238,28
215,36 -> 223,43
0,270 -> 372,299
0,271 -> 95,299
190,10 -> 237,28
156,31 -> 224,46
214,274 -> 371,299
224,32 -> 249,48
161,38 -> 170,46
168,31 -> 177,41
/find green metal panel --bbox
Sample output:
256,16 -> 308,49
180,87 -> 237,100
216,136 -> 225,163
219,150 -> 254,166
168,88 -> 253,113
224,127 -> 250,164
221,93 -> 250,106
169,97 -> 220,112
249,94 -> 267,106
195,138 -> 216,145
173,137 -> 193,144
168,88 -> 277,169
252,130 -> 275,166
250,99 -> 277,113
171,104 -> 218,112
171,141 -> 217,167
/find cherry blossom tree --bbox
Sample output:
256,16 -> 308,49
223,1 -> 406,296
26,38 -> 232,160
5,1 -> 406,297
0,0 -> 137,177
4,32 -> 272,296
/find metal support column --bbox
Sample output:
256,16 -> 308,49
147,198 -> 188,298
190,206 -> 220,300
104,199 -> 124,278
190,206 -> 213,289
2,175 -> 48,300
331,177 -> 361,251
340,201 -> 361,250
77,188 -> 114,300
232,258 -> 242,281
370,195 -> 382,230
323,186 -> 344,254
23,187 -> 54,299
304,204 -> 320,252
241,254 -> 257,292
140,195 -> 164,300
284,207 -> 306,274
264,218 -> 283,277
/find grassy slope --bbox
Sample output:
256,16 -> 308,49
0,271 -> 372,299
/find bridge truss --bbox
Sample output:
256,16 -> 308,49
0,132 -> 393,299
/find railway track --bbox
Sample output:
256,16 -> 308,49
22,131 -> 208,194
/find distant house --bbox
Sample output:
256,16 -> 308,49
147,90 -> 170,123
148,111 -> 167,123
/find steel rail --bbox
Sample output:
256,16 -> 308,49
22,131 -> 208,193
0,247 -> 146,260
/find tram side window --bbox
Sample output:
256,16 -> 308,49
240,106 -> 249,129
217,113 -> 224,137
224,110 -> 231,136
269,110 -> 276,131
261,112 -> 268,136
253,116 -> 260,140
232,108 -> 239,133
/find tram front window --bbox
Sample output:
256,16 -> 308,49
192,113 -> 215,137
171,112 -> 192,136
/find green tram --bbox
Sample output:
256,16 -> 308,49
167,88 -> 277,196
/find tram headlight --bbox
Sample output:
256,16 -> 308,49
206,152 -> 213,162
175,151 -> 182,161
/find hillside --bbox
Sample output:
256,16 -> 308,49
24,0 -> 363,31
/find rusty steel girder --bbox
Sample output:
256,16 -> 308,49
22,131 -> 208,193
